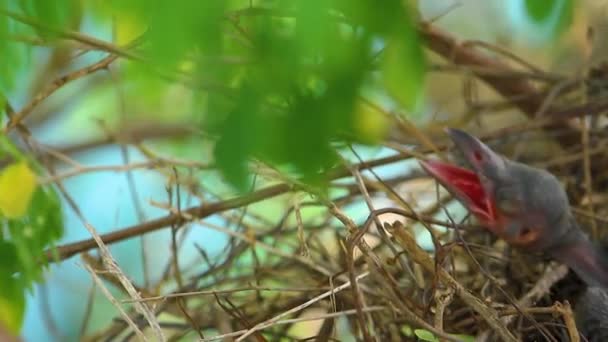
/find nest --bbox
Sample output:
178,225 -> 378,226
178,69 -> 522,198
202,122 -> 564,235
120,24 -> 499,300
83,122 -> 607,341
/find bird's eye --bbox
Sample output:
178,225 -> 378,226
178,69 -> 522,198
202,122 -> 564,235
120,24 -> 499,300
517,226 -> 539,244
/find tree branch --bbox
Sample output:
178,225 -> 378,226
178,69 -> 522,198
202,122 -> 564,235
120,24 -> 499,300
4,54 -> 118,132
419,23 -> 581,146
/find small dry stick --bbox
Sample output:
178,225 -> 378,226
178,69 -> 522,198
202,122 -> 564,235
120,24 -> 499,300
48,173 -> 166,341
559,302 -> 580,342
388,221 -> 518,342
233,272 -> 370,341
5,54 -> 118,132
434,286 -> 455,334
294,197 -> 310,257
199,306 -> 384,342
84,264 -> 148,342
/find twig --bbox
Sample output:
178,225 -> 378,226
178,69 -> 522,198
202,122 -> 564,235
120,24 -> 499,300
559,302 -> 580,342
4,54 -> 118,132
434,287 -> 455,335
580,116 -> 598,238
233,272 -> 370,341
199,305 -> 384,342
0,7 -> 143,60
84,264 -> 148,341
387,221 -> 518,342
123,285 -> 333,303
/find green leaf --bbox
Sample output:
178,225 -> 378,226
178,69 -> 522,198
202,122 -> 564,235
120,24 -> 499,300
295,0 -> 331,56
524,0 -> 573,38
0,162 -> 37,218
7,186 -> 63,283
0,92 -> 5,121
201,1 -> 427,189
212,84 -> 261,191
335,0 -> 402,34
381,12 -> 426,112
414,329 -> 439,342
283,94 -> 338,183
525,0 -> 559,22
143,0 -> 225,67
20,0 -> 79,39
0,141 -> 64,332
0,8 -> 26,91
0,274 -> 25,335
0,241 -> 19,276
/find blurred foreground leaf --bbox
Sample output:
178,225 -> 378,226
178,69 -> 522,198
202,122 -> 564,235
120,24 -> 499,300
0,139 -> 64,335
523,0 -> 573,39
382,27 -> 426,112
0,162 -> 36,218
206,0 -> 426,190
1,0 -> 428,191
0,273 -> 24,335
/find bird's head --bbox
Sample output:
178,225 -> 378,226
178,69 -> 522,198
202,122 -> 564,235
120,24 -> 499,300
420,128 -> 574,252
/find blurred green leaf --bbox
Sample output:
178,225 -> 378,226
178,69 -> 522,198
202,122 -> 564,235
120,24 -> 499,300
0,5 -> 26,91
27,186 -> 64,250
205,1 -> 427,189
8,186 -> 63,284
213,83 -> 261,191
0,162 -> 37,219
0,139 -> 64,331
335,0 -> 402,34
1,0 -> 429,191
295,0 -> 331,56
0,92 -> 5,120
0,241 -> 19,276
19,0 -> 79,39
148,1 -> 224,66
382,11 -> 426,112
524,0 -> 573,38
525,0 -> 558,22
0,274 -> 25,335
283,93 -> 339,181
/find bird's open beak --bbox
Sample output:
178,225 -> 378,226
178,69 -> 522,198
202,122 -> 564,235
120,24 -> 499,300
420,128 -> 507,227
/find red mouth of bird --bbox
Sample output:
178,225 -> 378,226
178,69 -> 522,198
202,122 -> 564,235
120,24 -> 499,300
420,159 -> 497,225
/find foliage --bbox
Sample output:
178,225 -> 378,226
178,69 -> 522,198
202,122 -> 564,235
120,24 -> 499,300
524,0 -> 573,37
0,137 -> 63,334
2,0 -> 428,191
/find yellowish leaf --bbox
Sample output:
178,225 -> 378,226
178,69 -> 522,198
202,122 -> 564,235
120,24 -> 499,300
0,162 -> 37,218
0,291 -> 24,335
115,13 -> 146,46
353,100 -> 389,144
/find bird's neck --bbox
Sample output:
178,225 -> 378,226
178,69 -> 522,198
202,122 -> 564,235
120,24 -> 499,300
549,226 -> 608,288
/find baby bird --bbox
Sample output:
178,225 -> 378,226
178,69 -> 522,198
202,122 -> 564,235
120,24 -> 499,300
420,128 -> 608,340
